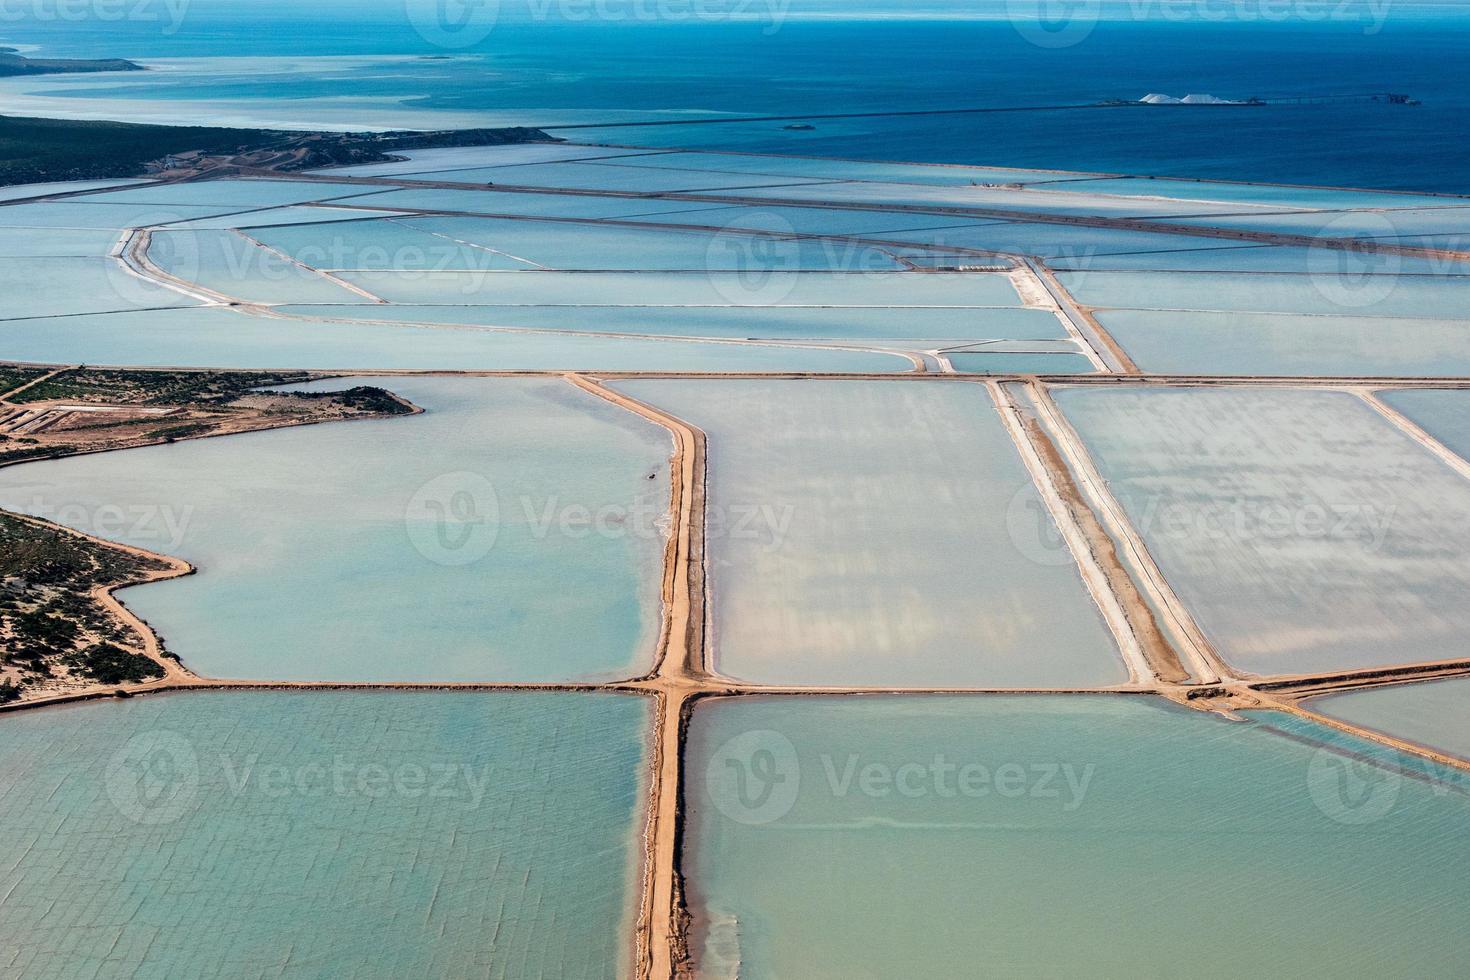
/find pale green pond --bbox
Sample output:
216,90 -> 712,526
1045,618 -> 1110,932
685,695 -> 1470,978
0,691 -> 651,979
615,380 -> 1125,687
0,377 -> 671,683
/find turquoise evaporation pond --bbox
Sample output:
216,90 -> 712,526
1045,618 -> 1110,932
335,270 -> 1023,307
0,200 -> 238,229
377,160 -> 834,195
697,179 -> 1270,219
0,308 -> 911,372
1097,310 -> 1470,376
0,226 -> 126,257
248,215 -> 906,272
334,186 -> 748,221
623,203 -> 1007,239
1057,270 -> 1470,318
947,351 -> 1097,374
0,377 -> 671,683
614,380 -> 1124,687
1312,677 -> 1470,762
0,178 -> 148,202
880,220 -> 1251,260
0,256 -> 197,320
1378,387 -> 1470,459
150,228 -> 368,304
1046,244 -> 1470,274
79,179 -> 378,209
1054,385 -> 1470,676
685,695 -> 1470,978
1165,207 -> 1470,241
283,303 -> 1062,342
161,204 -> 402,231
0,690 -> 651,979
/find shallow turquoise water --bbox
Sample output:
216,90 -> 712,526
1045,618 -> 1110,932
0,691 -> 651,979
0,377 -> 671,683
685,695 -> 1470,978
324,144 -> 663,177
616,379 -> 1124,687
1313,677 -> 1470,762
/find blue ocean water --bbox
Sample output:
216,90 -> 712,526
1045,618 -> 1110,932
3,2 -> 1468,190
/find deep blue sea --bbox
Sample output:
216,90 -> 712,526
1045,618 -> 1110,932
3,0 -> 1468,190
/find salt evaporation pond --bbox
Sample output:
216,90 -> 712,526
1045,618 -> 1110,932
0,377 -> 671,683
1313,677 -> 1470,763
685,695 -> 1470,977
0,691 -> 651,978
1055,385 -> 1470,676
615,379 -> 1125,687
0,308 -> 911,374
1096,310 -> 1470,377
1378,387 -> 1470,459
1057,270 -> 1470,319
